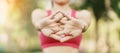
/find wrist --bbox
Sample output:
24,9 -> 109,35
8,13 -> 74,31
78,20 -> 88,32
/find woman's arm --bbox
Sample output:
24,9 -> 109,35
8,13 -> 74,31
31,9 -> 48,29
32,9 -> 65,39
32,9 -> 63,29
76,10 -> 91,32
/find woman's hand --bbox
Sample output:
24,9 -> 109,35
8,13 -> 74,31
38,11 -> 63,29
41,11 -> 88,42
58,12 -> 83,42
41,11 -> 65,39
58,24 -> 82,42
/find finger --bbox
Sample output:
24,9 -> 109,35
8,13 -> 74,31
62,17 -> 68,21
41,28 -> 54,36
60,25 -> 65,28
40,20 -> 56,28
60,11 -> 73,20
49,23 -> 59,27
56,31 -> 65,35
51,26 -> 62,32
60,18 -> 76,25
53,13 -> 64,21
39,18 -> 55,26
60,17 -> 69,24
47,19 -> 56,24
60,36 -> 72,42
64,28 -> 71,34
69,30 -> 82,38
49,34 -> 62,40
65,21 -> 74,25
68,20 -> 83,29
66,20 -> 79,26
48,11 -> 61,19
60,35 -> 66,38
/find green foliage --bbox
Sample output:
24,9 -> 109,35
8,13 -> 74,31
78,0 -> 120,20
80,0 -> 106,21
111,0 -> 120,17
13,0 -> 39,36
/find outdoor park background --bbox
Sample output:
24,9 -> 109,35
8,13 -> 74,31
0,0 -> 120,53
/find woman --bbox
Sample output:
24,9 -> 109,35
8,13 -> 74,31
32,0 -> 91,53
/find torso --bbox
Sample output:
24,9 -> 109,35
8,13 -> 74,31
40,9 -> 80,53
32,7 -> 90,53
43,46 -> 78,53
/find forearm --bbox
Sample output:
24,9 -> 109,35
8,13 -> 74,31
31,9 -> 48,30
76,10 -> 91,32
32,19 -> 44,30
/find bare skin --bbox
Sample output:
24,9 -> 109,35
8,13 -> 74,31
31,0 -> 91,53
43,46 -> 78,53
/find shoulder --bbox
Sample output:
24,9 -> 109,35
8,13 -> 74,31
31,9 -> 48,18
76,10 -> 91,18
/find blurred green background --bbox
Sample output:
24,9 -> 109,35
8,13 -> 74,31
0,0 -> 120,53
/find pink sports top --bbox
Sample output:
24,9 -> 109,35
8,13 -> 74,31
39,10 -> 82,49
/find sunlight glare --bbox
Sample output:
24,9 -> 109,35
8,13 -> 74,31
0,0 -> 9,25
0,33 -> 8,43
